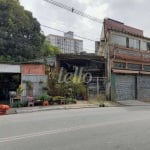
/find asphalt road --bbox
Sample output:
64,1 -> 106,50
1,106 -> 150,150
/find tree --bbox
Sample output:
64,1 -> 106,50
41,40 -> 61,56
47,70 -> 87,99
0,0 -> 45,62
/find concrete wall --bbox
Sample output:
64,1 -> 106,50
21,64 -> 47,97
22,75 -> 48,97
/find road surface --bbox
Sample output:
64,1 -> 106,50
1,106 -> 150,150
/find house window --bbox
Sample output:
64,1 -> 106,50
57,39 -> 60,45
128,63 -> 141,70
147,43 -> 150,51
144,65 -> 150,71
113,62 -> 126,69
135,39 -> 140,49
141,41 -> 147,51
111,34 -> 126,47
126,37 -> 129,48
129,38 -> 140,49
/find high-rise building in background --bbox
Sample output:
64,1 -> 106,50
95,41 -> 100,54
47,31 -> 83,54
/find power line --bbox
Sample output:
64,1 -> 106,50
41,24 -> 98,42
43,0 -> 103,23
42,24 -> 64,33
41,25 -> 96,52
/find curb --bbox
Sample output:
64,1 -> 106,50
117,100 -> 150,107
8,105 -> 99,115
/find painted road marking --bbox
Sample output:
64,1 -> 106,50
0,116 -> 149,143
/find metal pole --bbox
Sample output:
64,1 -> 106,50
96,77 -> 99,96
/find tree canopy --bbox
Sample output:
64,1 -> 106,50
41,40 -> 61,57
0,0 -> 45,62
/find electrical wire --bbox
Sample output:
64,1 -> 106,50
41,24 -> 99,42
41,24 -> 98,52
43,0 -> 102,23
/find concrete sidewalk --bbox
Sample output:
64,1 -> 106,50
7,100 -> 150,115
7,102 -> 99,115
117,100 -> 150,106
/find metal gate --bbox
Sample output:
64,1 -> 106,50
138,75 -> 150,100
115,74 -> 136,100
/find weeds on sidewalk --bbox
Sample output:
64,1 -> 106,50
89,93 -> 120,107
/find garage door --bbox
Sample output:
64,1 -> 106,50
115,75 -> 135,100
138,75 -> 150,100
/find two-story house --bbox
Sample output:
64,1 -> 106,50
98,18 -> 150,101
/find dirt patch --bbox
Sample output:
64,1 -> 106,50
89,94 -> 121,107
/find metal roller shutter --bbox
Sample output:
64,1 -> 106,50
115,75 -> 135,100
138,75 -> 150,100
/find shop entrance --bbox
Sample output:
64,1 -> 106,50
0,73 -> 21,104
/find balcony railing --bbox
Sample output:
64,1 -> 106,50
110,46 -> 150,63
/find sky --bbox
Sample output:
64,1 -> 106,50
19,0 -> 150,53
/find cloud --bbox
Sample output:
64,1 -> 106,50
19,0 -> 105,52
19,0 -> 150,52
78,0 -> 90,4
85,3 -> 108,20
107,0 -> 150,37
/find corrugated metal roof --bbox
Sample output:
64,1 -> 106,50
24,57 -> 56,66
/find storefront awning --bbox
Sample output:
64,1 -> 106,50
112,69 -> 150,75
112,69 -> 139,74
140,71 -> 150,75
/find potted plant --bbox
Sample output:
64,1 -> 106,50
16,84 -> 23,96
23,80 -> 33,96
38,93 -> 50,106
42,86 -> 49,91
0,104 -> 10,115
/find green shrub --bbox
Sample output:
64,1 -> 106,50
10,100 -> 28,108
37,93 -> 50,101
53,96 -> 65,101
65,97 -> 77,104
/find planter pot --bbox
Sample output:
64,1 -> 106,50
0,105 -> 10,115
34,100 -> 42,106
0,110 -> 7,115
83,96 -> 88,100
42,100 -> 49,106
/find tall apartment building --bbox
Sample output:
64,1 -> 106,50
47,31 -> 83,54
98,18 -> 150,101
